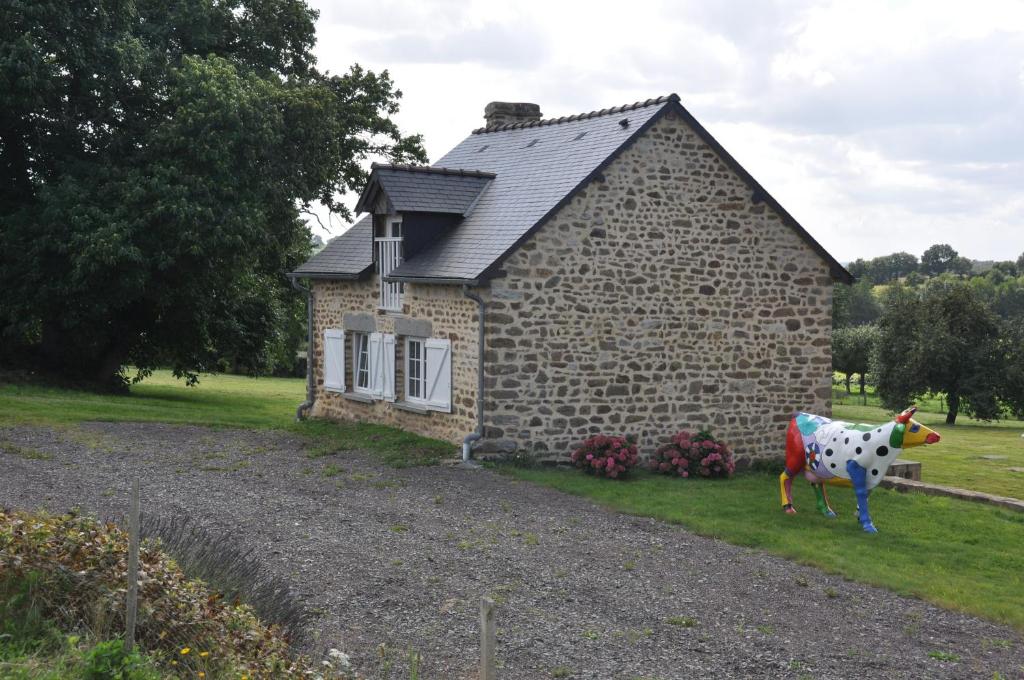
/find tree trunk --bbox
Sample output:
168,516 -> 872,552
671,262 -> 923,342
845,375 -> 852,395
945,392 -> 959,425
859,374 -> 867,405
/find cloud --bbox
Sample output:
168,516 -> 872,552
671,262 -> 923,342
301,0 -> 1024,260
354,21 -> 550,69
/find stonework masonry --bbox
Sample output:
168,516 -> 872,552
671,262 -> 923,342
311,277 -> 479,445
480,110 -> 833,461
310,109 -> 834,463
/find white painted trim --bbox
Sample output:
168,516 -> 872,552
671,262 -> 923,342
404,336 -> 428,406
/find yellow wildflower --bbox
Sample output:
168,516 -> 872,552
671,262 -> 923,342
180,647 -> 190,655
199,651 -> 209,657
199,674 -> 205,678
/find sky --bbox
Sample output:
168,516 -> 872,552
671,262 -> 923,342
305,0 -> 1024,262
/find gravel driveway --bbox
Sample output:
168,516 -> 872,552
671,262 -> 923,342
1,422 -> 1021,679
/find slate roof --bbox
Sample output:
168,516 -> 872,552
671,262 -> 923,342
290,215 -> 372,278
354,164 -> 495,216
290,94 -> 853,284
389,97 -> 672,282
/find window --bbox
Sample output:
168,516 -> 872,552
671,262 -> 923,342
405,337 -> 426,402
353,332 -> 371,392
377,216 -> 403,311
398,336 -> 451,412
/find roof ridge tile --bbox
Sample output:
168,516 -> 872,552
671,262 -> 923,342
471,93 -> 677,134
370,163 -> 496,179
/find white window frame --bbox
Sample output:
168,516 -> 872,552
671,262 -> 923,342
404,337 -> 428,405
377,215 -> 403,311
352,332 -> 372,394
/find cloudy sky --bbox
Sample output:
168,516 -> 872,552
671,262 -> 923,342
306,0 -> 1024,262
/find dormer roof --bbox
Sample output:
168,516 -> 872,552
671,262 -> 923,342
354,164 -> 494,216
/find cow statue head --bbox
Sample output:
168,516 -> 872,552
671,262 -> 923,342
892,407 -> 941,449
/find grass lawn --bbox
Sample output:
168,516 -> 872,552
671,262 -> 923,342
833,393 -> 1024,499
0,371 -> 455,467
504,466 -> 1024,632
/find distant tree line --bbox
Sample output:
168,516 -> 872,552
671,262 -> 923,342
832,244 -> 1024,424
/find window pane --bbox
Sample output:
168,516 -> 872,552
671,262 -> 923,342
407,339 -> 424,399
356,334 -> 370,389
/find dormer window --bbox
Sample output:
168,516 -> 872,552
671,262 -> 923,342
376,215 -> 403,311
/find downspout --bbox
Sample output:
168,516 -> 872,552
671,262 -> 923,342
290,275 -> 315,421
462,285 -> 486,462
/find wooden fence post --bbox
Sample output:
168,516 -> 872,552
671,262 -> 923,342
480,597 -> 496,680
125,478 -> 140,651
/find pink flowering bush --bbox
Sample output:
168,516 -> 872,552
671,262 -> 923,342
570,434 -> 639,479
650,429 -> 735,479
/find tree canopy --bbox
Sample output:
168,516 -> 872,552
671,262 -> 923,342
0,0 -> 425,387
832,324 -> 878,397
874,281 -> 1004,424
920,243 -> 960,277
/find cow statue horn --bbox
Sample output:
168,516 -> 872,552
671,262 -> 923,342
895,406 -> 918,424
778,408 -> 941,533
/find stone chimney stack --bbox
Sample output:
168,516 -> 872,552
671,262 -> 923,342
483,101 -> 542,128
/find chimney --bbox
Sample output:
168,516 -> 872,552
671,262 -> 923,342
483,101 -> 542,128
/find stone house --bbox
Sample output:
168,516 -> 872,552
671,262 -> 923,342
290,94 -> 852,462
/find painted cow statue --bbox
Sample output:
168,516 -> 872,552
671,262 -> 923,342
780,407 -> 941,533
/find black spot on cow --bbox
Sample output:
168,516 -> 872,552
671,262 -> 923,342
855,447 -> 862,454
825,449 -> 833,456
862,432 -> 871,441
844,437 -> 849,444
877,428 -> 882,433
872,469 -> 879,476
830,463 -> 836,469
876,446 -> 889,457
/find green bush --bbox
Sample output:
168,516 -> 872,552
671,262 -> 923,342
81,640 -> 162,680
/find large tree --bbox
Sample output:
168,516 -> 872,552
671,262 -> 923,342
874,280 -> 1003,424
920,243 -> 959,277
0,0 -> 425,387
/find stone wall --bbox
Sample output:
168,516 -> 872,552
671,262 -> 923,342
481,110 -> 834,462
310,275 -> 478,445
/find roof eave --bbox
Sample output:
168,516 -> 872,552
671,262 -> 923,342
663,100 -> 854,285
385,275 -> 481,286
287,267 -> 372,281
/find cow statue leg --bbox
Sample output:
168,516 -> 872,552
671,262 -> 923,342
811,483 -> 837,518
779,469 -> 797,514
846,459 -> 877,533
780,418 -> 805,514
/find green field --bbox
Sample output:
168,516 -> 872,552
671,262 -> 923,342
833,391 -> 1024,499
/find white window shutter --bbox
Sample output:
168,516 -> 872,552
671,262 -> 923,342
382,334 -> 396,402
369,332 -> 384,399
323,329 -> 345,392
424,338 -> 452,413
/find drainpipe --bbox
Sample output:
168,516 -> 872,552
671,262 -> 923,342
290,275 -> 315,421
462,285 -> 486,462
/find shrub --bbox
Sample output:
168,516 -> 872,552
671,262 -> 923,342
650,430 -> 735,478
0,508 -> 352,679
570,434 -> 639,479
